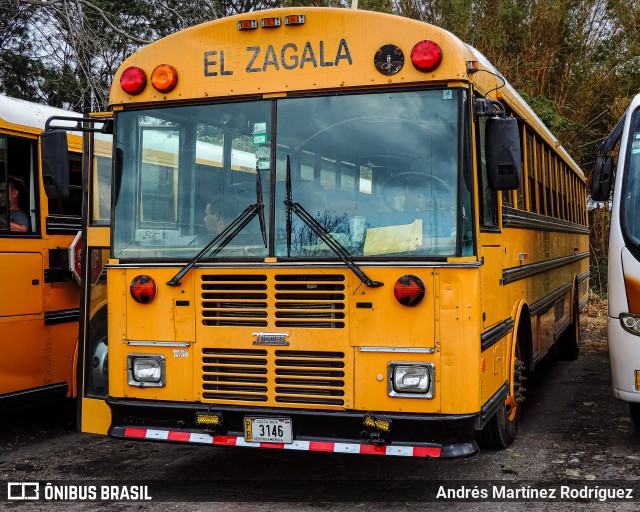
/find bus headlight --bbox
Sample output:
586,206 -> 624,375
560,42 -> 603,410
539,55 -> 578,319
620,313 -> 640,337
128,354 -> 166,387
388,362 -> 434,398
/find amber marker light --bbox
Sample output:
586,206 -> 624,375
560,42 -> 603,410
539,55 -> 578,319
151,64 -> 178,93
238,19 -> 258,30
410,40 -> 443,72
260,17 -> 281,28
393,274 -> 426,306
130,275 -> 158,304
284,14 -> 305,25
120,66 -> 147,95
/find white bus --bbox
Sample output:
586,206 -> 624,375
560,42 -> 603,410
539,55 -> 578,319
592,93 -> 640,424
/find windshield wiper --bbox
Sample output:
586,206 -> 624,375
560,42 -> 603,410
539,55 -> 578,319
167,164 -> 268,287
284,155 -> 383,288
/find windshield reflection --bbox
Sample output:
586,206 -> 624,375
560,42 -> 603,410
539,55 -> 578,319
113,89 -> 470,260
275,90 -> 462,257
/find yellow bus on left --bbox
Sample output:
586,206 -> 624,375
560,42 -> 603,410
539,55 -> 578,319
0,93 -> 86,411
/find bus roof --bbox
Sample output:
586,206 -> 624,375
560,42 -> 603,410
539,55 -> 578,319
0,94 -> 82,134
111,7 -> 583,178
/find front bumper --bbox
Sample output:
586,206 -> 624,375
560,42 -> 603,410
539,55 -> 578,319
107,398 -> 479,458
609,318 -> 640,403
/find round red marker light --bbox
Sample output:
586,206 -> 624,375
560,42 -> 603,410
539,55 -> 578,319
120,66 -> 147,95
130,275 -> 158,304
151,64 -> 178,93
394,274 -> 426,307
410,40 -> 442,72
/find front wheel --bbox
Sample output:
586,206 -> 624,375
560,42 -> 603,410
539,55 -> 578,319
87,308 -> 109,397
477,350 -> 526,449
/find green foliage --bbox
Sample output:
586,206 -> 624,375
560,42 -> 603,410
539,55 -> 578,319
518,92 -> 580,135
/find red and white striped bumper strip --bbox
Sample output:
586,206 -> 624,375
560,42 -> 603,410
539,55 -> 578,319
117,427 -> 441,458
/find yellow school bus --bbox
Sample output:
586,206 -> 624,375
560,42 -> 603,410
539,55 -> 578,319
87,8 -> 588,457
0,94 -> 84,410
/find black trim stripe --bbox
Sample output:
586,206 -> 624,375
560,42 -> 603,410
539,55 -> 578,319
579,297 -> 588,311
477,382 -> 509,430
530,282 -> 573,316
0,383 -> 68,412
481,318 -> 514,351
502,205 -> 589,235
577,270 -> 590,284
44,308 -> 79,326
502,252 -> 589,285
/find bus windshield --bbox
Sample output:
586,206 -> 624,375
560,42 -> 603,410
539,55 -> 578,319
113,88 -> 470,260
622,110 -> 640,250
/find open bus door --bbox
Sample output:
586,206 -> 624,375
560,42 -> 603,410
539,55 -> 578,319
78,117 -> 112,434
41,113 -> 113,433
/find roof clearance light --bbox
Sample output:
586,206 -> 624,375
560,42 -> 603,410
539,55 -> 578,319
151,64 -> 178,93
130,275 -> 158,304
467,60 -> 480,73
238,19 -> 258,30
284,14 -> 305,25
261,17 -> 281,28
120,66 -> 147,95
410,40 -> 443,73
393,274 -> 426,307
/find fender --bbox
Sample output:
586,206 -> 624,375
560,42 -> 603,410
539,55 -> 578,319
509,300 -> 532,396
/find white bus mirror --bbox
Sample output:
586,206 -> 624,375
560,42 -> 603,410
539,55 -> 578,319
486,116 -> 522,191
591,154 -> 613,202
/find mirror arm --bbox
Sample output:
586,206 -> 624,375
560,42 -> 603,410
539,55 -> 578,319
473,98 -> 505,118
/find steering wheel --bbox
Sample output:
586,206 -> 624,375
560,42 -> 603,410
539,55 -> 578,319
381,172 -> 450,212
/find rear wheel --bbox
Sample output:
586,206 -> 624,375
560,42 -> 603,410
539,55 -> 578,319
630,403 -> 640,425
477,344 -> 526,449
557,288 -> 580,360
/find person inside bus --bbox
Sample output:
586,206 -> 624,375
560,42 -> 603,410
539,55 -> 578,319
0,177 -> 29,232
203,201 -> 227,235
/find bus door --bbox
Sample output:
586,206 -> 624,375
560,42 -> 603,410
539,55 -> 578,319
78,122 -> 112,434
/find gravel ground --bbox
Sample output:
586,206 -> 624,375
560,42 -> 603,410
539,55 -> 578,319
1,296 -> 638,511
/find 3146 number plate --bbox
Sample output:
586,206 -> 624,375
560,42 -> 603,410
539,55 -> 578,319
244,417 -> 292,444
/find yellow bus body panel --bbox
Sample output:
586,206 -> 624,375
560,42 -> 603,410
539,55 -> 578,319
108,265 -> 487,415
81,397 -> 112,435
110,8 -> 473,106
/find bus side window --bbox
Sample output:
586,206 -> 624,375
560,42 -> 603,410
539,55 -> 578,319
47,150 -> 82,231
0,135 -> 38,234
476,116 -> 498,228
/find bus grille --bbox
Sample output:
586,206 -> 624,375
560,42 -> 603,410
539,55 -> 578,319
201,349 -> 345,407
201,275 -> 268,327
202,348 -> 268,402
275,350 -> 345,406
274,274 -> 345,328
200,273 -> 346,329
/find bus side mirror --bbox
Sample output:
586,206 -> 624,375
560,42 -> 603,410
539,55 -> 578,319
486,116 -> 522,191
41,130 -> 70,199
591,154 -> 613,202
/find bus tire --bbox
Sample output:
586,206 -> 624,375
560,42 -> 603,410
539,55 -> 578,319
556,287 -> 580,361
88,308 -> 109,397
477,343 -> 525,450
630,403 -> 640,425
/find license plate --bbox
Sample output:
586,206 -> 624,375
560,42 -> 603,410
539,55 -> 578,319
244,417 -> 292,444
